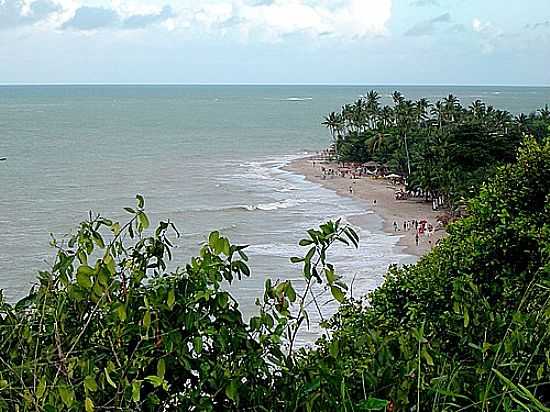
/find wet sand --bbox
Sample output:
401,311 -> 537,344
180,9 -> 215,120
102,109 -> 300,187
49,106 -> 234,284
286,158 -> 446,257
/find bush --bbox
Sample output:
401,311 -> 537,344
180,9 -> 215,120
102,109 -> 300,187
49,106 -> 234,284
298,136 -> 550,411
0,198 -> 358,411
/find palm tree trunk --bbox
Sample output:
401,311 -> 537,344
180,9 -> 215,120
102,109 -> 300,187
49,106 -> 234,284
404,132 -> 411,176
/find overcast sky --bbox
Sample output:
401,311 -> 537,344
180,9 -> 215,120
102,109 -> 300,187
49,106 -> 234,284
1,0 -> 549,85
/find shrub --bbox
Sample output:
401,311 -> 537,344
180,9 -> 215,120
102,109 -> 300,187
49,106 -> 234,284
298,136 -> 550,411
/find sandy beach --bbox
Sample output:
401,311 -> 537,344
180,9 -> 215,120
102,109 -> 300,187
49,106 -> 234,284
286,157 -> 446,257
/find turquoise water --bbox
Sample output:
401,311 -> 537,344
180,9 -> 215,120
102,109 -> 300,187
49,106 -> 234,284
1,85 -> 549,332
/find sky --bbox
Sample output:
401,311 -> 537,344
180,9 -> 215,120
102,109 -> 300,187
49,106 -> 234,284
1,0 -> 549,85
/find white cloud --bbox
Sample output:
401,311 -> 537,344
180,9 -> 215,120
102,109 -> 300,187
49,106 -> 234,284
112,0 -> 392,40
0,0 -> 393,40
471,17 -> 502,54
195,3 -> 235,27
330,0 -> 392,38
0,0 -> 62,29
405,12 -> 451,36
472,18 -> 484,32
231,0 -> 392,40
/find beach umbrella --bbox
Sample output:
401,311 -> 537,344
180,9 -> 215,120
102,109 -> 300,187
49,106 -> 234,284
385,173 -> 401,179
419,220 -> 428,224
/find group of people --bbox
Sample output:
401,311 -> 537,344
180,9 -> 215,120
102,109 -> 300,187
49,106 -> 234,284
320,166 -> 363,180
320,166 -> 339,180
393,219 -> 436,247
318,163 -> 382,181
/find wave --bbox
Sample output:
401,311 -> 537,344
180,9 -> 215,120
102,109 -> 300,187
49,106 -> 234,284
230,173 -> 271,180
274,186 -> 299,193
183,199 -> 309,214
283,97 -> 313,101
262,97 -> 313,102
244,199 -> 309,211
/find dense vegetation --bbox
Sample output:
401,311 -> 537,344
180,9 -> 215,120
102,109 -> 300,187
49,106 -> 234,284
0,136 -> 549,411
298,136 -> 550,411
323,91 -> 550,207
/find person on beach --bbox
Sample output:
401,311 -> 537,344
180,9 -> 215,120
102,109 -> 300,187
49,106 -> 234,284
415,232 -> 419,246
403,221 -> 406,231
393,221 -> 398,232
373,199 -> 377,207
349,186 -> 353,194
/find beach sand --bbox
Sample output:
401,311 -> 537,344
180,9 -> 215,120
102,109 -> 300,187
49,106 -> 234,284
286,158 -> 446,257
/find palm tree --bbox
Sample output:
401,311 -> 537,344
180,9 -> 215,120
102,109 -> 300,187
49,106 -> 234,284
341,104 -> 355,134
322,112 -> 339,141
365,90 -> 381,129
431,101 -> 444,129
415,98 -> 430,126
352,99 -> 367,132
494,110 -> 512,134
367,132 -> 387,154
322,112 -> 343,157
538,104 -> 550,121
392,91 -> 405,107
515,113 -> 528,132
395,100 -> 415,176
443,94 -> 461,123
469,100 -> 486,119
380,106 -> 393,129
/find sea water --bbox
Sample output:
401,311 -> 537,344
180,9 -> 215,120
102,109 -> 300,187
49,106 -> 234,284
1,85 -> 549,334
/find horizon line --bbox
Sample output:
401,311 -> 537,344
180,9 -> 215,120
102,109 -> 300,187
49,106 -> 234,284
0,82 -> 549,88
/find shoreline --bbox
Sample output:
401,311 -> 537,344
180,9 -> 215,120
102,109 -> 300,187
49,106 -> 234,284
285,157 -> 446,258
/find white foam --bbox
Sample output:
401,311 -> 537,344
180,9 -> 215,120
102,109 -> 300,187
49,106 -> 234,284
245,198 -> 309,211
262,97 -> 313,102
274,187 -> 299,193
283,97 -> 313,101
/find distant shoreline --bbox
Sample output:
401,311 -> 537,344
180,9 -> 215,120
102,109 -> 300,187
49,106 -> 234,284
285,156 -> 446,258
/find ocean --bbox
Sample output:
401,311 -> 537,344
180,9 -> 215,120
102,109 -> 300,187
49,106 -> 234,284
1,85 -> 549,339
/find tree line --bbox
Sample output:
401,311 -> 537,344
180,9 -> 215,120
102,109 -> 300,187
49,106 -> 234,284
323,90 -> 550,207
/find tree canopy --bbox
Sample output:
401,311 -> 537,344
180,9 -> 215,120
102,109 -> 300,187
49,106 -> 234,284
323,91 -> 550,208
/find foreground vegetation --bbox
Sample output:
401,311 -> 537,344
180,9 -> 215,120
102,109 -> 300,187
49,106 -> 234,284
323,91 -> 550,207
0,136 -> 549,411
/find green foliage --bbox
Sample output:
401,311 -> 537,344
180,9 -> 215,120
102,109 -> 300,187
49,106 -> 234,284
0,195 -> 359,411
324,91 -> 550,207
299,136 -> 550,410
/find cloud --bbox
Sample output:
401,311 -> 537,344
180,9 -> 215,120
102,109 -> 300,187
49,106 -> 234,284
404,12 -> 451,36
3,0 -> 393,40
449,23 -> 465,32
0,0 -> 61,30
410,0 -> 439,6
472,17 -> 484,33
218,0 -> 393,41
525,20 -> 550,30
471,18 -> 503,54
123,5 -> 175,29
248,0 -> 275,5
61,4 -> 175,31
61,6 -> 118,30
